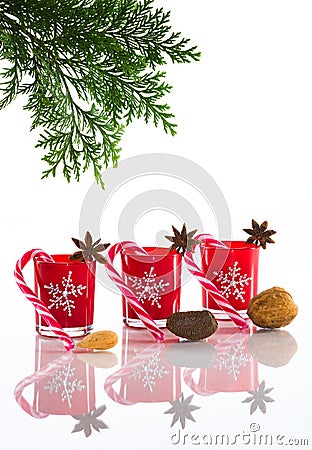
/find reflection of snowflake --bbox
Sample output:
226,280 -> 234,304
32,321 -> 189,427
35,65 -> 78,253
129,351 -> 169,392
44,271 -> 86,316
214,261 -> 252,302
164,393 -> 200,429
242,380 -> 274,414
72,404 -> 108,437
128,267 -> 169,308
44,364 -> 85,408
213,340 -> 251,381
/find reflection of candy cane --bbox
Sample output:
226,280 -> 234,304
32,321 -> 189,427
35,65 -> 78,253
106,242 -> 164,342
104,343 -> 164,405
14,352 -> 74,418
184,234 -> 248,330
14,249 -> 75,351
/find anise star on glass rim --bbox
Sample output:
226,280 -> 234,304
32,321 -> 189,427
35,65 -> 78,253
243,219 -> 276,249
165,223 -> 201,255
70,231 -> 110,264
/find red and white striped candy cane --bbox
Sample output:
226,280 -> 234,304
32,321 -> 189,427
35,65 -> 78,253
184,234 -> 249,330
14,352 -> 74,418
14,249 -> 75,351
105,242 -> 164,342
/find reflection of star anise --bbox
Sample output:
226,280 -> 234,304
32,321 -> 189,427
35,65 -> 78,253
71,404 -> 108,437
165,223 -> 201,255
164,393 -> 200,429
70,231 -> 110,264
242,380 -> 274,414
243,219 -> 276,249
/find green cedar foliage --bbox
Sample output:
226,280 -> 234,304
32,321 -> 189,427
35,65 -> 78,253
0,0 -> 200,187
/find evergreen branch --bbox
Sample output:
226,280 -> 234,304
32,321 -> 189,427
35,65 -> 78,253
0,0 -> 200,187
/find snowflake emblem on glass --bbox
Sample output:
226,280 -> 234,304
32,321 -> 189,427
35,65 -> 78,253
201,241 -> 260,314
213,261 -> 252,303
128,267 -> 169,309
121,247 -> 182,327
44,271 -> 86,317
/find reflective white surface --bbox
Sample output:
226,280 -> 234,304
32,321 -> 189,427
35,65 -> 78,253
4,278 -> 311,450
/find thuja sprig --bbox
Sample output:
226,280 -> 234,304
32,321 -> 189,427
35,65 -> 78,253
0,0 -> 200,187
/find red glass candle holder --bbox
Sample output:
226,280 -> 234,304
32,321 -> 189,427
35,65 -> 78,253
121,247 -> 182,328
201,241 -> 259,316
34,255 -> 96,337
117,327 -> 181,403
34,336 -> 95,415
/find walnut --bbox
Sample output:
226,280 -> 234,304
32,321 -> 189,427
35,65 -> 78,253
247,287 -> 298,328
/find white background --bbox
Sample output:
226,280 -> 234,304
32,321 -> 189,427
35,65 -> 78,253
1,1 -> 312,449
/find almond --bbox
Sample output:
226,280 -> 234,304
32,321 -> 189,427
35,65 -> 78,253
77,330 -> 118,350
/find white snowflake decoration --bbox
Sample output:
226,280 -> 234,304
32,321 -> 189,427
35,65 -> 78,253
214,261 -> 252,303
44,363 -> 85,408
129,351 -> 169,392
128,267 -> 169,308
213,339 -> 251,381
44,271 -> 86,316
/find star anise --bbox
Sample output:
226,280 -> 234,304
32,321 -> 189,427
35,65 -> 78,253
69,231 -> 110,264
243,219 -> 276,249
165,223 -> 201,255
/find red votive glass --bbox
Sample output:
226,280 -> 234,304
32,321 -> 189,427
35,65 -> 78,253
34,255 -> 96,338
121,247 -> 182,328
201,241 -> 259,317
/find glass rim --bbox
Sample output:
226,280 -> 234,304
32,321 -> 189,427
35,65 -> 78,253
121,246 -> 181,258
201,240 -> 259,251
33,254 -> 94,265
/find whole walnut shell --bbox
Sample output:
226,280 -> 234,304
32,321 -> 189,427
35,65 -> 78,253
247,287 -> 298,328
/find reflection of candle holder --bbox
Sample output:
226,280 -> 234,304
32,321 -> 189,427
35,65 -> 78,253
104,327 -> 181,404
184,321 -> 258,395
15,336 -> 95,418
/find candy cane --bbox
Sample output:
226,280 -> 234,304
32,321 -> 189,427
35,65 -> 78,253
184,235 -> 249,330
105,242 -> 164,342
14,352 -> 74,418
14,249 -> 75,351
